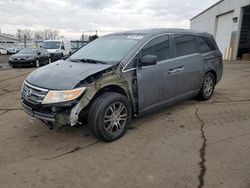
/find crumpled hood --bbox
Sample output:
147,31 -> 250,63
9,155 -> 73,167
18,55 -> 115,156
26,60 -> 113,90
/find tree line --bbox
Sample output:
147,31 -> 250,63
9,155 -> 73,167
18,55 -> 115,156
16,29 -> 59,41
16,29 -> 99,42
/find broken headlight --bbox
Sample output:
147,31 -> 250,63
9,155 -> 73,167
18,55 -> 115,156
42,87 -> 86,104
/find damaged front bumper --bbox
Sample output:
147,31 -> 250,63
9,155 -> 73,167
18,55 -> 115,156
21,99 -> 55,122
21,81 -> 92,127
21,98 -> 79,126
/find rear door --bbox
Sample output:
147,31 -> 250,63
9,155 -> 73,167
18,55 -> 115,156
172,34 -> 203,96
136,34 -> 177,114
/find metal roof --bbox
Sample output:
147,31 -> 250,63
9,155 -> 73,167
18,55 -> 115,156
0,33 -> 18,41
190,0 -> 224,21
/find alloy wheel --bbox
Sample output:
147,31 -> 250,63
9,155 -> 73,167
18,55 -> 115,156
103,102 -> 128,135
203,76 -> 214,97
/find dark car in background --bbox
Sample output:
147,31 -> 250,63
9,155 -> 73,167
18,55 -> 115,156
9,48 -> 51,68
21,28 -> 223,141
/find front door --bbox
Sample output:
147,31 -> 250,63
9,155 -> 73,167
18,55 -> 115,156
136,34 -> 178,114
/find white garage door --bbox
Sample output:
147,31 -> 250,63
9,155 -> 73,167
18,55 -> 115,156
215,12 -> 234,60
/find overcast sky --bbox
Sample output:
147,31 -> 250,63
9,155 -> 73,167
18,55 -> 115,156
0,0 -> 219,39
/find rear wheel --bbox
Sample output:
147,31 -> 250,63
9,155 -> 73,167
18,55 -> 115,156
88,92 -> 131,142
197,72 -> 215,101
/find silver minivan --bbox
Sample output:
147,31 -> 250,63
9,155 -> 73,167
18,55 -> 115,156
21,28 -> 223,141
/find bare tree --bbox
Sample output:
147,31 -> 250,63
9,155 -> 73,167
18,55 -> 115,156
17,29 -> 60,41
40,29 -> 59,40
33,30 -> 43,40
16,29 -> 33,42
22,29 -> 32,41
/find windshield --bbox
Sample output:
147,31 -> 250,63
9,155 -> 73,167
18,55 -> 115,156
44,41 -> 61,49
18,48 -> 37,54
69,35 -> 142,64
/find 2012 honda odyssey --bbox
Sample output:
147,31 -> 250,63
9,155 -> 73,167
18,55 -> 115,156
21,28 -> 223,141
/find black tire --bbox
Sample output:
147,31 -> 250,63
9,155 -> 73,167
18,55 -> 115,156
88,92 -> 131,142
197,72 -> 215,101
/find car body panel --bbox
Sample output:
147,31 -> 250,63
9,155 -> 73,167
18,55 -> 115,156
136,59 -> 177,114
174,53 -> 204,96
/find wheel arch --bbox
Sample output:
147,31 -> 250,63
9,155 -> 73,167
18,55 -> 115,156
94,84 -> 128,99
77,84 -> 134,122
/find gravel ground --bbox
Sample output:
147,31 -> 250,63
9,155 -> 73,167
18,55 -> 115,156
0,55 -> 250,188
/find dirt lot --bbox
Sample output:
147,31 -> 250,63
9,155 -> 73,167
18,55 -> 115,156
0,55 -> 250,188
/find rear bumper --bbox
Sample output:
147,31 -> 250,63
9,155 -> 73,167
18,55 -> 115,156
21,99 -> 55,122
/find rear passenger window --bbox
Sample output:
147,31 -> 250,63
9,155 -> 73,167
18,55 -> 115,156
141,35 -> 170,62
198,36 -> 216,53
174,35 -> 197,57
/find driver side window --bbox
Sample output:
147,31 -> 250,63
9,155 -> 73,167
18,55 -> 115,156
124,35 -> 171,71
141,35 -> 170,62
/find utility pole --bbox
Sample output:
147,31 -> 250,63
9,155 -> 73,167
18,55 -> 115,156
18,29 -> 21,43
24,34 -> 27,48
82,32 -> 84,42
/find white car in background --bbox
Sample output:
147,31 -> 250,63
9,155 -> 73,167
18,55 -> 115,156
6,47 -> 18,54
43,40 -> 72,61
0,46 -> 8,55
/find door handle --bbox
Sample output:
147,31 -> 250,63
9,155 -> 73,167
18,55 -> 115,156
168,69 -> 178,74
177,66 -> 184,72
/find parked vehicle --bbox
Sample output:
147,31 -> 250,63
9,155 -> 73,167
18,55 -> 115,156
21,28 -> 223,141
9,48 -> 51,68
6,47 -> 18,54
0,46 -> 8,55
43,40 -> 72,61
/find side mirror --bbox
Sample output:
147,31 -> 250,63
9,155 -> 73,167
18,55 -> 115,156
61,46 -> 65,50
140,55 -> 157,66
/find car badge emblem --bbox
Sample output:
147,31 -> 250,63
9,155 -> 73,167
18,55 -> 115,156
25,89 -> 32,98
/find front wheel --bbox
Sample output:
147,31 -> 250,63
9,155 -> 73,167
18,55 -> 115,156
197,72 -> 215,101
88,92 -> 131,142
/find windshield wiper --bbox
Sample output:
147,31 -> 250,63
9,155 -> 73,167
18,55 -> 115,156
70,58 -> 107,64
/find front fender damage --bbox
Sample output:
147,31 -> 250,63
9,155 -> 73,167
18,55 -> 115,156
53,67 -> 132,127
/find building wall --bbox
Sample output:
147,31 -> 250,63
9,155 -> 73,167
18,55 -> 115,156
0,34 -> 19,47
191,0 -> 250,60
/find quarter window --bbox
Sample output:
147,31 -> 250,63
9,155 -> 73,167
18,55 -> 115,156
141,35 -> 170,62
198,36 -> 216,53
174,35 -> 197,57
